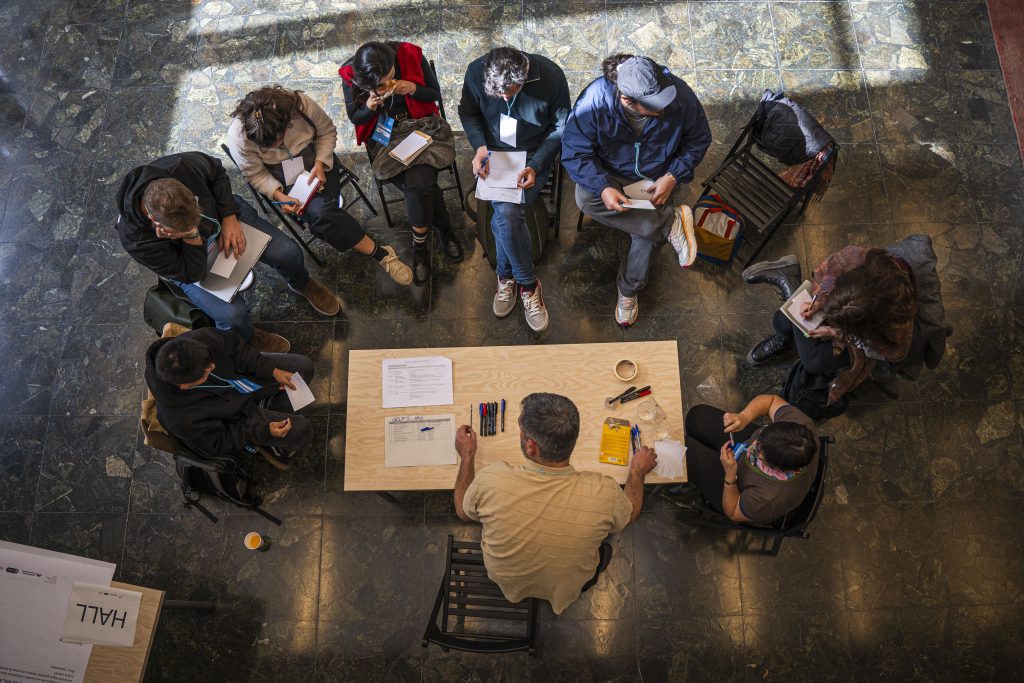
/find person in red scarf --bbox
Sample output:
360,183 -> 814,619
340,42 -> 462,287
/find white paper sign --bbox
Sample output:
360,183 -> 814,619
60,582 -> 141,648
285,372 -> 315,411
499,113 -> 518,147
384,414 -> 458,468
282,156 -> 305,186
381,356 -> 454,408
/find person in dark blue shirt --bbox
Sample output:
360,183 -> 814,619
562,55 -> 712,327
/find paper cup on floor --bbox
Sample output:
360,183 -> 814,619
614,359 -> 638,382
244,532 -> 266,551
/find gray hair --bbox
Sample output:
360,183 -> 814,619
483,47 -> 530,98
520,393 -> 580,463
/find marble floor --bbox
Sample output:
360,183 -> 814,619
1,0 -> 1023,681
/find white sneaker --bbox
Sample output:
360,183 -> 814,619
377,245 -> 413,286
520,280 -> 549,332
615,292 -> 638,327
667,205 -> 697,268
493,277 -> 518,318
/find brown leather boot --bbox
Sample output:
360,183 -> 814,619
290,278 -> 341,316
250,327 -> 291,354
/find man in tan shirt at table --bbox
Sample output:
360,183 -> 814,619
453,392 -> 657,614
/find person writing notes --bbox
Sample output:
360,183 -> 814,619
115,152 -> 338,353
453,393 -> 657,614
340,41 -> 462,287
227,85 -> 413,286
562,55 -> 712,327
458,47 -> 570,332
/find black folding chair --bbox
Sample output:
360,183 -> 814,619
701,112 -> 838,266
422,536 -> 539,655
677,436 -> 833,556
354,59 -> 465,228
219,143 -> 377,268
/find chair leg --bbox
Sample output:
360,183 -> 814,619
377,182 -> 395,228
768,534 -> 784,556
270,204 -> 324,267
451,162 -> 466,210
553,167 -> 563,239
352,175 -> 379,217
576,211 -> 585,232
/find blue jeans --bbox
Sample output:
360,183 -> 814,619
174,195 -> 309,342
490,158 -> 553,286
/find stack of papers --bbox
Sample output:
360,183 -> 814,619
381,356 -> 453,408
389,131 -> 433,165
384,414 -> 457,468
289,171 -> 322,214
780,280 -> 826,337
653,439 -> 686,479
476,151 -> 526,204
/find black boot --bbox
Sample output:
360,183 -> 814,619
742,254 -> 801,301
412,239 -> 430,287
746,333 -> 794,365
435,224 -> 463,262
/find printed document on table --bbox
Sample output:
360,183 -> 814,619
476,150 -> 526,203
381,356 -> 454,408
384,414 -> 458,467
0,541 -> 116,683
653,439 -> 687,480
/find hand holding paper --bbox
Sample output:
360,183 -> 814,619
285,373 -> 315,411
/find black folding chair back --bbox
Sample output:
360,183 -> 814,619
422,536 -> 538,655
678,436 -> 833,556
219,143 -> 377,268
702,113 -> 837,266
357,59 -> 465,228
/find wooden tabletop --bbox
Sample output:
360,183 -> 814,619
344,341 -> 687,491
84,581 -> 164,683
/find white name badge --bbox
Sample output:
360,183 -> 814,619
499,113 -> 518,147
282,156 -> 305,186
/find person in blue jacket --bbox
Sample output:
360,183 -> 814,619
458,47 -> 570,333
562,55 -> 712,326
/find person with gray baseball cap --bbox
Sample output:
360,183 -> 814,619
562,54 -> 712,327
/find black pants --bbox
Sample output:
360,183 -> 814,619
683,405 -> 758,514
300,165 -> 367,252
773,310 -> 851,376
246,352 -> 315,452
580,540 -> 612,594
389,164 -> 449,229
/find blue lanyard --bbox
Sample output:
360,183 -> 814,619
199,214 -> 221,247
505,92 -> 518,117
187,372 -> 234,390
634,142 -> 652,181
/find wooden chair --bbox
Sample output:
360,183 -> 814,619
220,143 -> 377,268
677,436 -> 833,556
700,112 -> 837,266
422,536 -> 539,655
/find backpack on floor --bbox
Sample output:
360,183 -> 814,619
693,193 -> 744,265
173,447 -> 281,526
471,192 -> 548,269
143,279 -> 213,335
783,361 -> 849,421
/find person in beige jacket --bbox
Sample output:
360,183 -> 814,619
227,85 -> 412,285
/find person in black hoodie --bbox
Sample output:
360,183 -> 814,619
145,327 -> 314,469
117,151 -> 342,353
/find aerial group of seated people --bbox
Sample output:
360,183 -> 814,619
130,41 -> 947,615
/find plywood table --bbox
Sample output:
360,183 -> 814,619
84,582 -> 164,683
344,341 -> 686,491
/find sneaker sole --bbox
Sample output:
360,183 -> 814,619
525,316 -> 549,332
287,283 -> 340,316
679,205 -> 697,268
741,254 -> 800,282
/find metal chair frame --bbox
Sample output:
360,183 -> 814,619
365,59 -> 465,228
701,113 -> 838,267
677,436 -> 834,556
422,536 -> 538,655
220,143 -> 378,268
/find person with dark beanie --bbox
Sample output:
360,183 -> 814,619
681,394 -> 819,525
340,41 -> 462,286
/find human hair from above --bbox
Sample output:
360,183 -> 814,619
155,338 -> 213,385
823,248 -> 918,348
519,392 -> 580,463
482,47 -> 530,98
757,421 -> 817,471
232,85 -> 305,148
142,178 -> 199,232
351,41 -> 398,93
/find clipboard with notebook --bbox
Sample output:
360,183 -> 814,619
389,130 -> 433,166
780,280 -> 826,337
196,222 -> 272,303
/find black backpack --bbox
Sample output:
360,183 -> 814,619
173,447 -> 281,526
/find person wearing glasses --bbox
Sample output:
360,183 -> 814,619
340,41 -> 462,287
116,151 -> 339,353
562,54 -> 712,327
680,394 -> 819,525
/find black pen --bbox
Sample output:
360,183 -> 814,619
492,402 -> 497,436
501,399 -> 506,432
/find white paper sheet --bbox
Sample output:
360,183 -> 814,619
622,179 -> 655,200
780,280 -> 825,336
384,414 -> 458,467
0,542 -> 116,683
209,250 -> 239,278
197,222 -> 272,303
390,131 -> 431,164
623,199 -> 656,210
481,150 -> 526,188
60,582 -> 141,647
475,184 -> 524,203
285,372 -> 315,411
499,113 -> 518,147
282,156 -> 305,186
653,439 -> 686,479
381,356 -> 454,408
